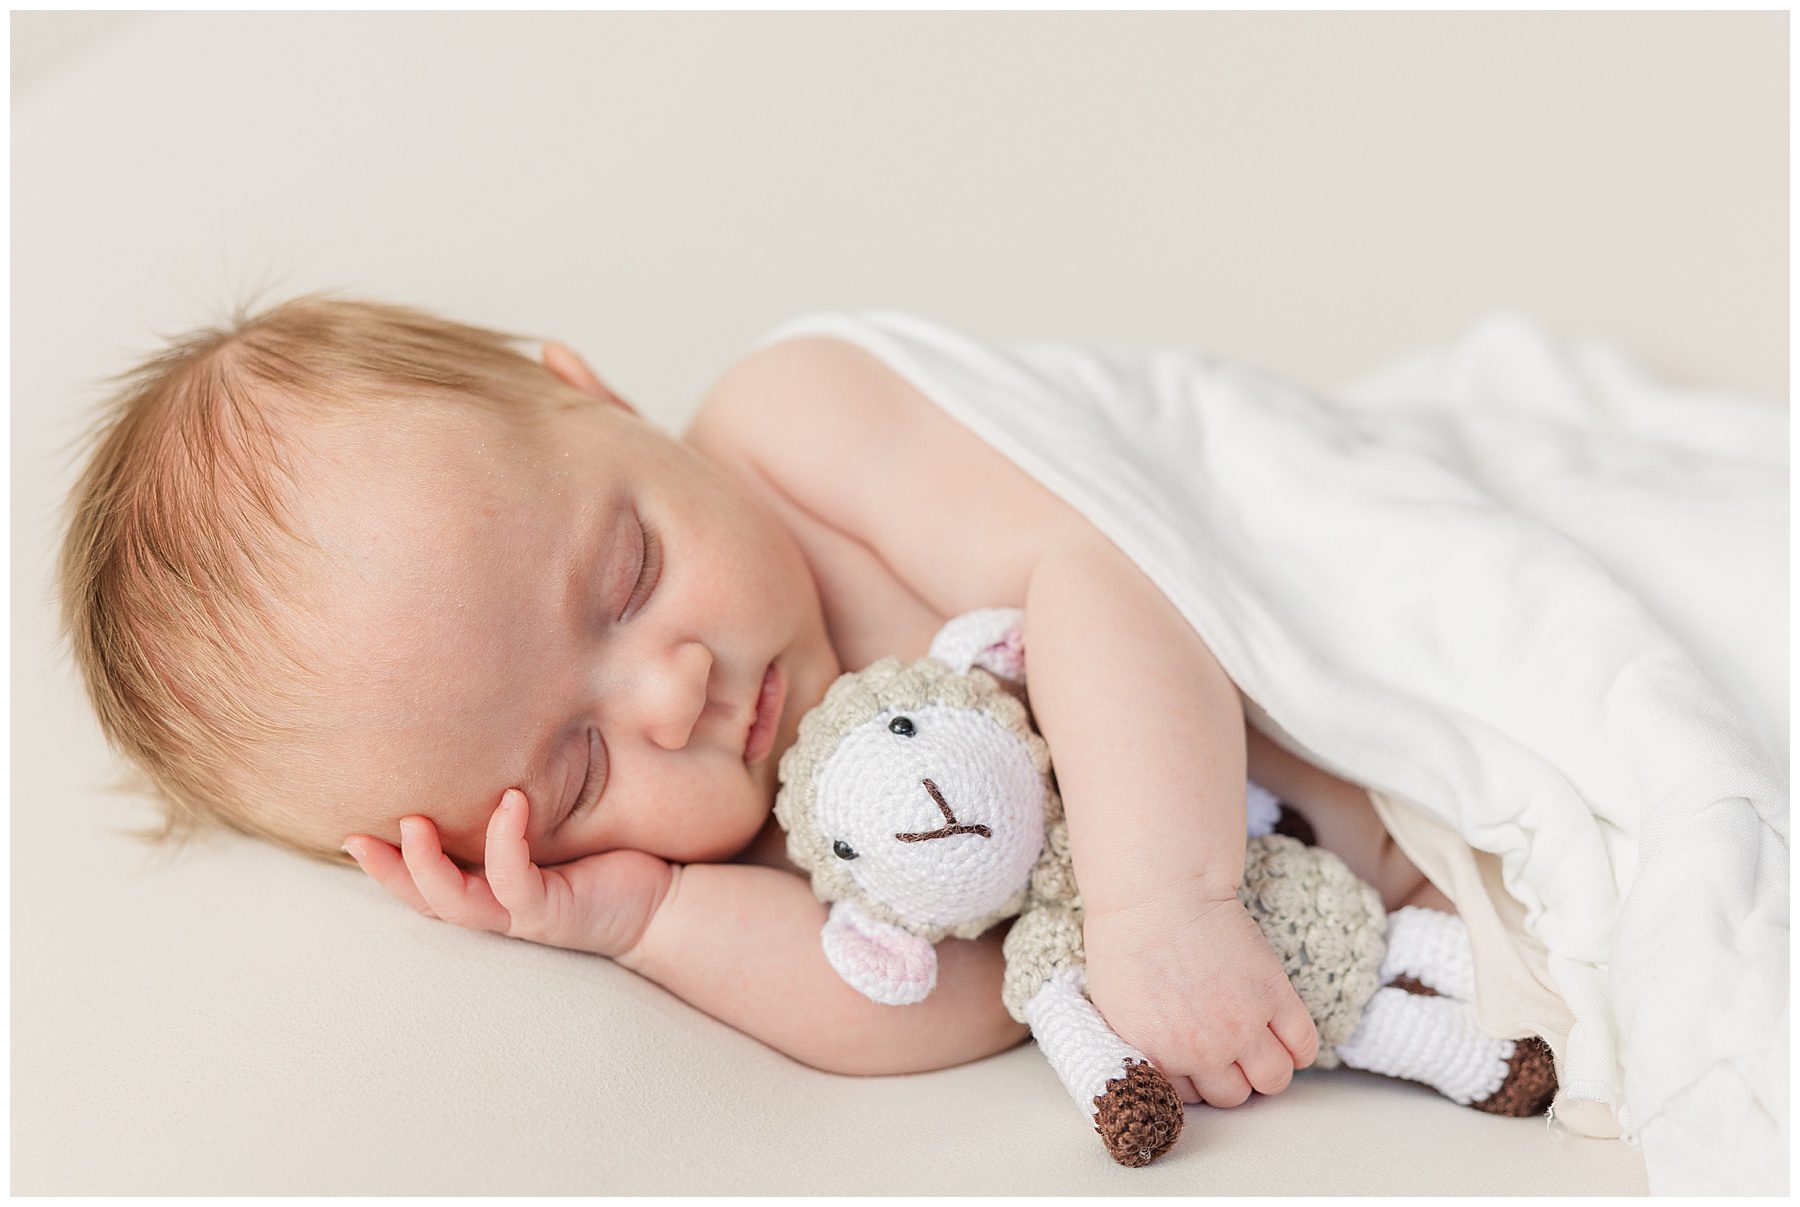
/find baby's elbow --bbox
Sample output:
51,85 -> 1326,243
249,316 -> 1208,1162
785,930 -> 1031,1076
804,1037 -> 1028,1079
801,998 -> 1032,1077
791,1041 -> 920,1079
774,1011 -> 918,1078
836,1028 -> 1032,1078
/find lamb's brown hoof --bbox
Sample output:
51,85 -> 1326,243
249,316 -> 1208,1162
1092,1060 -> 1184,1167
1271,803 -> 1317,847
1469,1036 -> 1558,1118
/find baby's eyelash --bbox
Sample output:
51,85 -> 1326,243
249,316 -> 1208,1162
625,517 -> 662,617
568,727 -> 606,821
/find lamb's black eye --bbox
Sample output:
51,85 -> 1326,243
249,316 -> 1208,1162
832,840 -> 859,861
888,716 -> 916,737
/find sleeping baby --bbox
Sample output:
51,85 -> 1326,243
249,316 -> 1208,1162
59,295 -> 1552,1110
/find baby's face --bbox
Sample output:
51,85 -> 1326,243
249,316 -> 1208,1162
277,396 -> 840,869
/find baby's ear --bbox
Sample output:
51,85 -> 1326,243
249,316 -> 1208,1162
542,341 -> 636,414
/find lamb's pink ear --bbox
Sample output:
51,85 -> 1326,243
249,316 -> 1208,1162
927,607 -> 1027,682
820,900 -> 939,1005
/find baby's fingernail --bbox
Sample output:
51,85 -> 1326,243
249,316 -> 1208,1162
498,790 -> 518,811
342,841 -> 362,860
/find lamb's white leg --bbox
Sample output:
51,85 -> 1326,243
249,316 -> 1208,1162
1020,968 -> 1183,1166
1380,906 -> 1476,1001
1020,968 -> 1142,1114
1335,986 -> 1521,1105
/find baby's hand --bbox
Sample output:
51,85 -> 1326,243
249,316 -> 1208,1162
342,789 -> 673,961
1082,888 -> 1318,1108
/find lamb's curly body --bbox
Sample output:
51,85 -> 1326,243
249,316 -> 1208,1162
1002,821 -> 1388,1067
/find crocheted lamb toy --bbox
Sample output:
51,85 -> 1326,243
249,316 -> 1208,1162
775,608 -> 1557,1167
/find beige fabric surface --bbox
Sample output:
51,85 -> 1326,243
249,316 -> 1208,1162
17,9 -> 1781,1195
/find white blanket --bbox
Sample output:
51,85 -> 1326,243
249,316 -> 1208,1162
757,311 -> 1789,1195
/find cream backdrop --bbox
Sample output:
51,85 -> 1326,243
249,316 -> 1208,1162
13,10 -> 1784,1195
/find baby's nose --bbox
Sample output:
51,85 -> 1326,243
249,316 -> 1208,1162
635,639 -> 713,751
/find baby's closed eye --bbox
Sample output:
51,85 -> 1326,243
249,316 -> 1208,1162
563,727 -> 608,827
621,513 -> 661,620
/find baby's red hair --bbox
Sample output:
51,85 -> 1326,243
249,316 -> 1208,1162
58,295 -> 593,863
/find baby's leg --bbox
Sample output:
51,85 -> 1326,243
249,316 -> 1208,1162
1246,726 -> 1452,914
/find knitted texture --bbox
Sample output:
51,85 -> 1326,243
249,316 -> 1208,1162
774,622 -> 1402,1167
1092,1061 -> 1184,1168
1381,904 -> 1477,1001
1002,897 -> 1085,1022
926,606 -> 1028,682
1335,986 -> 1514,1103
1468,1037 -> 1558,1117
819,899 -> 938,1005
1238,834 -> 1389,1067
1017,969 -> 1182,1167
1019,968 -> 1134,1110
774,655 -> 1055,942
1001,830 -> 1390,1047
1244,779 -> 1282,838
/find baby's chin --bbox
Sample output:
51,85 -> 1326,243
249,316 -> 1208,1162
720,804 -> 796,872
681,803 -> 779,865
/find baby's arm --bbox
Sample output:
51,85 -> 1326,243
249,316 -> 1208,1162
624,861 -> 1027,1075
1023,534 -> 1318,1106
346,792 -> 1026,1076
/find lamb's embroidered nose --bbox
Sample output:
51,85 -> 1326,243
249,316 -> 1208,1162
895,778 -> 993,843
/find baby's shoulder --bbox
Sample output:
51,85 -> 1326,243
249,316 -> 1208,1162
687,334 -> 1090,613
685,333 -> 929,473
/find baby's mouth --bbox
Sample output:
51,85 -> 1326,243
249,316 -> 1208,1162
895,778 -> 992,843
743,660 -> 785,764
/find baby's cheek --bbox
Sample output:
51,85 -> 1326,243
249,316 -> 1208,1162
438,815 -> 503,868
674,783 -> 771,864
743,500 -> 813,592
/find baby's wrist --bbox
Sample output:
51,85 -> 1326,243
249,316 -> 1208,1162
1082,867 -> 1243,925
610,860 -> 680,974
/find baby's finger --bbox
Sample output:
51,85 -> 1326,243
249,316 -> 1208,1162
1192,1062 -> 1254,1109
1166,1073 -> 1202,1107
483,789 -> 550,922
343,836 -> 439,919
1237,1029 -> 1296,1098
1272,992 -> 1320,1069
399,816 -> 509,931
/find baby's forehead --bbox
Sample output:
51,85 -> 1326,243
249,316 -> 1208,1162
286,401 -> 596,567
297,420 -> 565,609
297,395 -> 535,477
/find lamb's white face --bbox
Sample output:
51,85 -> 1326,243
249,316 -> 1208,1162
811,702 -> 1047,928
